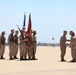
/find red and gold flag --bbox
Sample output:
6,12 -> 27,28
27,13 -> 32,44
27,13 -> 32,34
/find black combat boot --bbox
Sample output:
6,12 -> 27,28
14,56 -> 18,59
61,58 -> 66,62
20,56 -> 24,60
24,57 -> 27,60
9,57 -> 14,60
1,56 -> 5,59
32,56 -> 37,60
70,59 -> 76,62
28,57 -> 31,60
31,56 -> 35,60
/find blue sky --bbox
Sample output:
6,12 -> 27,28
0,0 -> 76,43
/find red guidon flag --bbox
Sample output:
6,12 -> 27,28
52,37 -> 54,40
27,13 -> 32,33
27,13 -> 32,44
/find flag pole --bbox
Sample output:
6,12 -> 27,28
52,37 -> 55,47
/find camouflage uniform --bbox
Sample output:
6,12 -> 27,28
23,35 -> 29,59
8,33 -> 14,59
60,35 -> 66,60
31,35 -> 37,59
19,35 -> 25,60
0,34 -> 6,59
70,37 -> 73,60
13,34 -> 18,59
70,36 -> 76,61
26,36 -> 32,59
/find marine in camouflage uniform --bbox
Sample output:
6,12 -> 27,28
25,32 -> 32,60
0,31 -> 6,59
24,32 -> 29,60
8,29 -> 14,60
19,30 -> 26,60
31,31 -> 37,60
60,31 -> 67,61
70,32 -> 76,62
13,31 -> 19,59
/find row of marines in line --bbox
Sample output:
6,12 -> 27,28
0,29 -> 37,60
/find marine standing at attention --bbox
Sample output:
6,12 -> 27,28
0,31 -> 6,59
60,31 -> 67,61
8,29 -> 14,60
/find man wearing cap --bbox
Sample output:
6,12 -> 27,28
60,31 -> 67,61
0,31 -> 6,59
69,32 -> 76,62
67,31 -> 76,62
8,29 -> 14,60
31,31 -> 37,60
13,31 -> 19,59
69,31 -> 73,40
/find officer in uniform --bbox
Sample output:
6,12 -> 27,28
13,31 -> 19,59
25,31 -> 31,60
19,30 -> 26,60
0,31 -> 6,59
24,32 -> 29,60
70,32 -> 76,62
60,31 -> 67,61
31,31 -> 37,60
8,29 -> 14,60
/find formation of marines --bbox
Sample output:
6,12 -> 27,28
0,29 -> 76,62
0,29 -> 37,60
60,31 -> 76,62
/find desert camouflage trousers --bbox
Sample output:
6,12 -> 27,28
71,47 -> 76,60
27,46 -> 32,59
19,43 -> 28,58
60,45 -> 66,59
9,42 -> 14,57
31,43 -> 37,57
13,43 -> 18,56
0,44 -> 5,56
